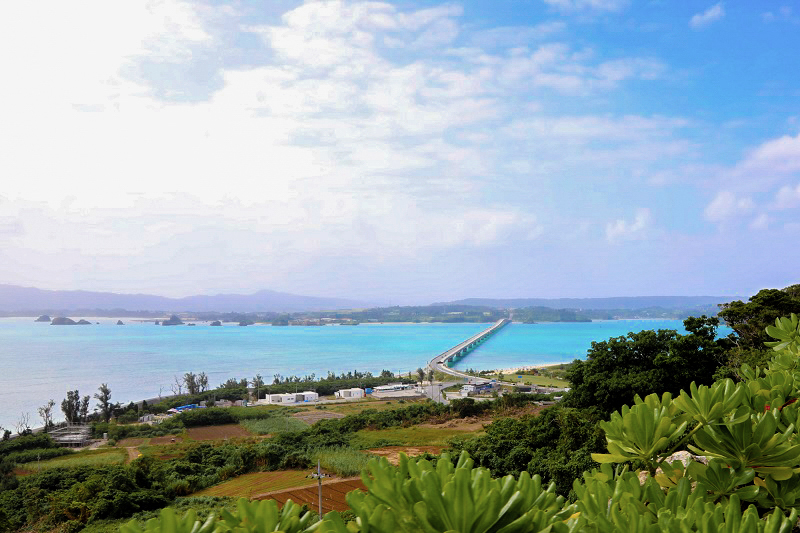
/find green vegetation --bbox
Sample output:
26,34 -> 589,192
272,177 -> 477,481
312,448 -> 373,477
716,284 -> 800,377
130,312 -> 800,532
564,315 -> 725,415
193,471 -> 312,499
352,426 -> 478,448
239,417 -> 308,435
21,448 -> 127,471
484,372 -> 569,387
12,288 -> 800,532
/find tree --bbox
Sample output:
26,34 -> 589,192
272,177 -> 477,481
61,390 -> 81,424
171,375 -> 184,395
718,285 -> 800,349
416,367 -> 425,382
37,399 -> 55,431
80,395 -> 89,422
251,374 -> 264,400
14,413 -> 31,436
273,373 -> 282,385
184,372 -> 199,395
717,285 -> 800,374
198,372 -> 209,392
94,383 -> 112,422
565,316 -> 724,415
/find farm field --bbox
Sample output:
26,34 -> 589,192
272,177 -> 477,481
291,410 -> 345,424
188,424 -> 254,440
240,417 -> 308,435
366,445 -> 445,465
351,425 -> 484,447
19,448 -> 127,472
192,470 -> 316,499
256,478 -> 366,513
293,398 -> 430,417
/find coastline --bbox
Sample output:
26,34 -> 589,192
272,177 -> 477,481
490,362 -> 572,374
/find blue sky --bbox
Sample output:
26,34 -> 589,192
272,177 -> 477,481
0,0 -> 798,304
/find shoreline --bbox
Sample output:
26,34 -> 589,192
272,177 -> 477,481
489,362 -> 572,374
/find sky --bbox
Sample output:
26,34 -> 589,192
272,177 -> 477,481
0,0 -> 799,305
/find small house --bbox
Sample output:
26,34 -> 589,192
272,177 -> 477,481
335,387 -> 365,399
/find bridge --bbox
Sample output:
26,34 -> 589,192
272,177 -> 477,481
428,318 -> 511,381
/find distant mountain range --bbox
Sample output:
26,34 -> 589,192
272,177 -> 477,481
433,296 -> 743,310
0,284 -> 372,314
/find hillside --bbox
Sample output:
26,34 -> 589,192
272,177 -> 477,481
0,284 -> 372,314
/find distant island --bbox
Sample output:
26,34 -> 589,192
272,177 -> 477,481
0,283 -> 740,324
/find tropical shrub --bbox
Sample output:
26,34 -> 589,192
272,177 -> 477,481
592,313 -> 800,520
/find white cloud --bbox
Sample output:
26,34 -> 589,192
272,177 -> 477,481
749,214 -> 771,230
690,3 -> 725,29
0,0 -> 696,298
774,184 -> 800,209
737,133 -> 800,177
704,191 -> 754,222
606,208 -> 652,242
543,0 -> 628,13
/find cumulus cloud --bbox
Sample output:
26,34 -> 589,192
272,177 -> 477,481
543,0 -> 628,13
690,3 -> 725,29
704,191 -> 754,223
774,184 -> 800,209
737,133 -> 800,178
606,208 -> 652,242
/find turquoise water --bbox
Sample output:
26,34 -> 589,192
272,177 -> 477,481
0,318 -> 713,428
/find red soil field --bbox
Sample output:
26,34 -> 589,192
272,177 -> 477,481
366,445 -> 445,465
254,478 -> 366,513
187,424 -> 252,440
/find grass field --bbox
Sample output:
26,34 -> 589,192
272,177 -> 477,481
21,448 -> 127,471
303,398 -> 429,416
192,470 -> 314,498
351,425 -> 484,448
240,417 -> 308,435
313,447 -> 373,476
487,373 -> 570,387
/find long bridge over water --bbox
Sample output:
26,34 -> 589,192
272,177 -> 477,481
428,318 -> 510,381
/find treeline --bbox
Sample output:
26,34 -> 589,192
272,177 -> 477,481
301,305 -> 507,323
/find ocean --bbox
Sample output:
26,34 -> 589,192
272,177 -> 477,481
0,317 -> 714,429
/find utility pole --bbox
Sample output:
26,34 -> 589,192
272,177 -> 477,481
312,460 -> 325,520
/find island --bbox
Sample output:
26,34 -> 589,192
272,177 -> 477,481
161,315 -> 184,326
35,315 -> 51,322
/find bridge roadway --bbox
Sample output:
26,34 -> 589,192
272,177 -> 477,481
428,318 -> 511,382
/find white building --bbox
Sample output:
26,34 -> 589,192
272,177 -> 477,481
335,387 -> 365,399
297,391 -> 319,402
266,391 -> 319,404
373,383 -> 412,393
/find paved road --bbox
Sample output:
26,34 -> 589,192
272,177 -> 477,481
421,381 -> 461,404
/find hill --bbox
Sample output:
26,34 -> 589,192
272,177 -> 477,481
433,295 -> 740,310
0,284 -> 371,314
